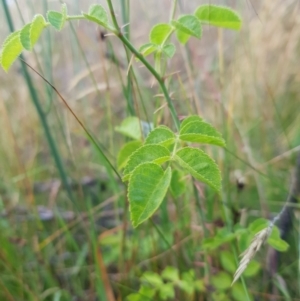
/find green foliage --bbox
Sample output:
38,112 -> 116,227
172,14 -> 202,44
19,15 -> 46,51
211,271 -> 232,290
144,126 -> 175,146
115,116 -> 144,140
162,43 -> 176,58
0,31 -> 23,71
220,250 -> 237,273
118,115 -> 224,226
117,140 -> 143,170
179,115 -> 226,147
0,1 -> 292,300
175,147 -> 221,191
123,144 -> 171,181
47,4 -> 67,31
195,5 -> 242,30
0,3 -> 242,71
128,163 -> 172,227
170,170 -> 186,197
83,4 -> 109,28
268,226 -> 289,252
232,283 -> 254,301
127,268 -> 205,300
248,218 -> 289,251
149,23 -> 173,45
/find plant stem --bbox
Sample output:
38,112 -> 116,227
66,15 -> 85,20
106,0 -> 180,130
1,0 -> 74,203
170,0 -> 178,21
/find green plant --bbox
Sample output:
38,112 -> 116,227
0,3 -> 241,229
0,1 -> 241,226
2,1 -> 278,299
116,115 -> 225,227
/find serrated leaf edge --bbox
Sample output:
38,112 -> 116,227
175,147 -> 221,191
195,4 -> 242,30
128,163 -> 171,227
123,144 -> 171,178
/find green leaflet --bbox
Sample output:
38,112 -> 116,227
179,116 -> 225,147
20,14 -> 46,51
149,23 -> 173,45
0,31 -> 23,72
161,266 -> 180,282
175,147 -> 221,191
162,43 -> 176,58
145,125 -> 175,146
128,163 -> 171,227
170,170 -> 186,197
115,116 -> 143,140
211,272 -> 231,290
232,283 -> 254,301
176,29 -> 190,44
83,4 -> 109,28
267,227 -> 289,252
139,43 -> 158,57
195,5 -> 242,30
248,219 -> 289,252
47,11 -> 65,30
172,15 -> 202,38
180,115 -> 203,128
123,144 -> 171,180
220,251 -> 236,274
30,15 -> 47,48
243,261 -> 260,277
20,23 -> 32,50
117,140 -> 142,170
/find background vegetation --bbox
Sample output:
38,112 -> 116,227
0,0 -> 299,300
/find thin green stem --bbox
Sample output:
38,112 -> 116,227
21,60 -> 122,182
106,0 -> 180,130
66,15 -> 85,21
170,0 -> 178,21
2,0 -> 74,203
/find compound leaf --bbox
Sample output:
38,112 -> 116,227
0,31 -> 23,72
175,147 -> 221,191
179,116 -> 225,147
195,5 -> 242,30
128,163 -> 171,227
123,144 -> 170,180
